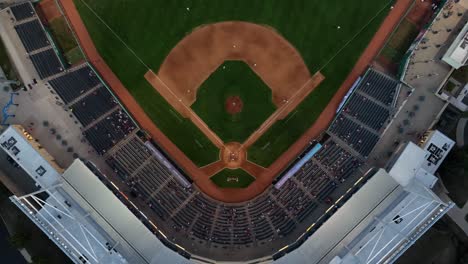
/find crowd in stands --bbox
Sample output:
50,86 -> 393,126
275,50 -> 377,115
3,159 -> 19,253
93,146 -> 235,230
29,48 -> 64,79
358,69 -> 399,107
48,66 -> 101,104
9,3 -> 401,257
71,88 -> 118,126
328,69 -> 399,157
84,109 -> 135,154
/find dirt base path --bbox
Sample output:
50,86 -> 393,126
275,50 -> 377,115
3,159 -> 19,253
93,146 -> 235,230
145,21 -> 324,170
145,70 -> 224,148
58,0 -> 412,203
157,21 -> 311,107
243,72 -> 324,148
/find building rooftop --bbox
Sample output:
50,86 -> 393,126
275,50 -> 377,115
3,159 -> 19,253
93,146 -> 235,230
0,125 -> 63,188
419,130 -> 455,174
442,22 -> 468,69
276,137 -> 454,264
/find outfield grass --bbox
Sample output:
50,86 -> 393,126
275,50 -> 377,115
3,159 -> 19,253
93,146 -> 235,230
210,168 -> 255,188
75,0 -> 391,167
380,19 -> 419,64
192,61 -> 276,143
65,46 -> 84,65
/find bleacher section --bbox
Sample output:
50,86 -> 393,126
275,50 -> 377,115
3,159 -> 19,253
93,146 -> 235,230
100,67 -> 399,255
328,68 -> 398,157
10,5 -> 141,160
48,66 -> 101,103
29,48 -> 64,79
71,88 -> 117,126
84,110 -> 135,154
314,140 -> 362,181
342,93 -> 390,131
15,20 -> 50,52
10,2 -> 35,21
357,69 -> 399,106
8,5 -> 405,258
329,116 -> 380,157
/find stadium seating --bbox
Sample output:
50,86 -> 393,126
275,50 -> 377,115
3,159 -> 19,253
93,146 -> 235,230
11,11 -> 403,254
10,2 -> 35,21
314,139 -> 362,180
29,48 -> 64,79
15,20 -> 50,52
342,93 -> 390,131
358,69 -> 399,106
84,110 -> 135,154
71,88 -> 117,126
48,66 -> 101,103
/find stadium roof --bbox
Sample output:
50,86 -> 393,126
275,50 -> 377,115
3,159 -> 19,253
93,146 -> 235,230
275,138 -> 454,264
61,160 -> 191,264
388,142 -> 426,187
442,22 -> 468,69
419,130 -> 455,174
0,125 -> 62,188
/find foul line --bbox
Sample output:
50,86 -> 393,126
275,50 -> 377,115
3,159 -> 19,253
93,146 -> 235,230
76,0 -> 151,70
317,0 -> 395,71
77,0 -> 396,149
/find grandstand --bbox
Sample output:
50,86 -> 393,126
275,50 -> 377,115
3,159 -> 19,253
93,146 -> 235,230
0,2 -> 455,263
9,2 -> 35,21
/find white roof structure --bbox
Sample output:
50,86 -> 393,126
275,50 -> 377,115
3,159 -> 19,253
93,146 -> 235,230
0,125 -> 62,187
0,124 -> 456,264
0,126 -> 190,264
275,137 -> 454,264
388,142 -> 426,187
61,161 -> 191,264
419,130 -> 455,174
442,21 -> 468,69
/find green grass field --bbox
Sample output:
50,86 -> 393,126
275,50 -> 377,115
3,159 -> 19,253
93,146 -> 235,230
210,168 -> 255,188
65,47 -> 84,65
75,0 -> 391,167
192,61 -> 276,143
47,17 -> 84,65
380,19 -> 419,64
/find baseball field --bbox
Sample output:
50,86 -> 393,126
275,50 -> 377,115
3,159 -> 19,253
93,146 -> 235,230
73,0 -> 392,169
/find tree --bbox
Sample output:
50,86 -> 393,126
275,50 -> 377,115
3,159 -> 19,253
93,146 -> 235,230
32,255 -> 50,264
8,231 -> 31,248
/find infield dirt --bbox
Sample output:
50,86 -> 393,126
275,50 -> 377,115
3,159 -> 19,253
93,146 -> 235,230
58,0 -> 412,202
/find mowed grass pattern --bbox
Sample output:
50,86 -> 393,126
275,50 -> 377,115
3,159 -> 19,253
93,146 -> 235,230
75,0 -> 391,167
210,168 -> 255,188
192,61 -> 276,143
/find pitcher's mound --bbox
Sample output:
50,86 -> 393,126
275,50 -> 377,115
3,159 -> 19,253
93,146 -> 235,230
225,96 -> 243,115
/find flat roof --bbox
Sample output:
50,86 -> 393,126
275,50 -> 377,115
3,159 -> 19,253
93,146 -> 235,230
61,160 -> 191,264
443,22 -> 468,69
275,169 -> 400,264
0,125 -> 62,188
420,130 -> 455,174
388,142 -> 426,187
276,168 -> 452,264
